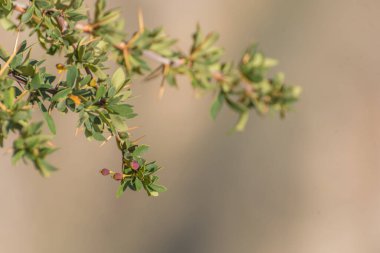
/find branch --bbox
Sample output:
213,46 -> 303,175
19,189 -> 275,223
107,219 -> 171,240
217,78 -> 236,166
13,2 -> 68,33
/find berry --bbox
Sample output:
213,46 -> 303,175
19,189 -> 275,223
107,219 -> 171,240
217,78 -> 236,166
100,168 -> 110,176
113,173 -> 123,181
131,161 -> 140,171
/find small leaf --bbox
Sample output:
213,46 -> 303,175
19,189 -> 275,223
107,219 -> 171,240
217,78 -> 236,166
12,150 -> 25,165
149,184 -> 167,193
21,5 -> 35,23
92,131 -> 106,141
52,88 -> 72,101
134,178 -> 143,191
66,66 -> 78,87
4,87 -> 15,108
95,0 -> 106,19
109,114 -> 128,132
133,145 -> 149,157
31,73 -> 43,90
38,102 -> 56,134
210,92 -> 224,120
43,112 -> 56,134
234,111 -> 249,132
35,159 -> 57,177
71,0 -> 84,9
107,104 -> 134,116
111,67 -> 126,92
95,84 -> 106,100
116,180 -> 128,198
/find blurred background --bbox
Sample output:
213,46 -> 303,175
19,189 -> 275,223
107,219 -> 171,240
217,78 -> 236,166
1,0 -> 380,252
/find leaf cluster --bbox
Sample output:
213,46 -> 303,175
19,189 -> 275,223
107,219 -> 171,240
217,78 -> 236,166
0,0 -> 301,197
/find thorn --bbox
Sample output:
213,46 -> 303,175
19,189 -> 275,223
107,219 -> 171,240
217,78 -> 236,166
138,7 -> 145,34
144,65 -> 163,81
47,141 -> 56,148
0,31 -> 20,77
13,31 -> 20,54
100,136 -> 113,147
127,126 -> 139,131
82,36 -> 100,46
128,94 -> 141,100
132,135 -> 146,144
4,148 -> 13,154
158,78 -> 165,100
123,48 -> 132,72
158,64 -> 169,99
75,127 -> 82,136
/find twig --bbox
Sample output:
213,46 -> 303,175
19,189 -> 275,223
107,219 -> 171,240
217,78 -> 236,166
0,32 -> 20,77
138,8 -> 144,34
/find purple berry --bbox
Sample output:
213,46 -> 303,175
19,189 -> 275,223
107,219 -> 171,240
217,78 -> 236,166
100,168 -> 110,176
113,173 -> 123,181
131,161 -> 140,171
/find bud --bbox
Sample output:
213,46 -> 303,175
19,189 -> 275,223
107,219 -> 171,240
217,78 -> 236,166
100,168 -> 110,176
131,161 -> 140,171
55,63 -> 66,74
89,78 -> 97,88
113,173 -> 123,181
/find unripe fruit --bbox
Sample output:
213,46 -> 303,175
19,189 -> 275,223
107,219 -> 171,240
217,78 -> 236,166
100,168 -> 110,176
113,173 -> 123,181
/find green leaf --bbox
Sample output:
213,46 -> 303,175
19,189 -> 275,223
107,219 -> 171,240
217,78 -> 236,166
225,97 -> 246,113
202,32 -> 219,50
52,88 -> 72,101
31,73 -> 43,90
38,102 -> 56,135
9,53 -> 23,68
107,104 -> 134,116
71,0 -> 84,9
210,92 -> 224,120
95,84 -> 106,100
66,66 -> 78,87
12,150 -> 25,165
35,0 -> 53,9
21,5 -> 35,23
4,87 -> 14,108
111,67 -> 126,92
35,159 -> 57,177
95,0 -> 106,20
116,180 -> 128,198
134,178 -> 143,191
79,75 -> 91,86
42,112 -> 56,135
133,145 -> 149,157
92,131 -> 106,141
17,65 -> 35,76
149,184 -> 167,193
0,18 -> 16,30
109,114 -> 128,132
234,111 -> 249,132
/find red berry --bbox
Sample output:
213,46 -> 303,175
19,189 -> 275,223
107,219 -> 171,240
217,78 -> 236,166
131,161 -> 140,171
113,173 -> 123,181
100,168 -> 110,176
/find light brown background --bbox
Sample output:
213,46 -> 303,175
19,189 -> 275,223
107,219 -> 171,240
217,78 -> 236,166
1,0 -> 380,252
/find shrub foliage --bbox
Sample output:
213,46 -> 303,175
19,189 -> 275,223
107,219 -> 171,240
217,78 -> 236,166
0,0 -> 301,197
